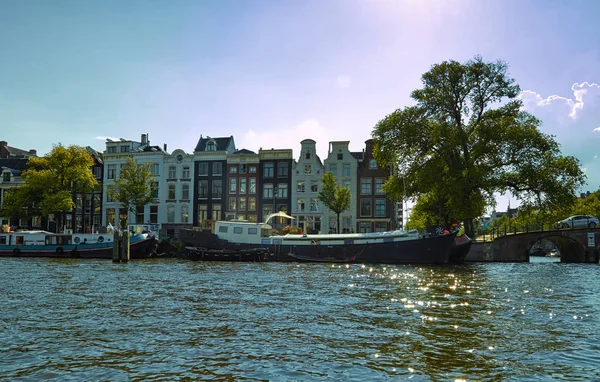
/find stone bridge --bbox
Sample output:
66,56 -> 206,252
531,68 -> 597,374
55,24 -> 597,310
468,227 -> 600,263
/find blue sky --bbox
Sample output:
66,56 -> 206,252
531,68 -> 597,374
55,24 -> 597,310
1,0 -> 599,212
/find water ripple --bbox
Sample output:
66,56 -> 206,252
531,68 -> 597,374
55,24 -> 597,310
1,258 -> 599,380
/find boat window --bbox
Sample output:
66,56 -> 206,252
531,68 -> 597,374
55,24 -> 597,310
218,226 -> 228,233
16,236 -> 24,245
0,236 -> 6,244
233,227 -> 243,234
248,228 -> 258,235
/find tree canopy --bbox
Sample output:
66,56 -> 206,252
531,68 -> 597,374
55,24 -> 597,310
317,171 -> 351,233
372,56 -> 585,236
0,144 -> 98,230
107,158 -> 154,228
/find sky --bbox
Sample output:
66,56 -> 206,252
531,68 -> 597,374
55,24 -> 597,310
1,0 -> 599,213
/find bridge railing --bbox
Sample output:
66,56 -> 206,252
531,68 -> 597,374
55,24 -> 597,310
476,221 -> 587,242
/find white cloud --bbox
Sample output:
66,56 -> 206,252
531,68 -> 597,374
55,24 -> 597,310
519,82 -> 600,120
336,74 -> 352,88
593,127 -> 600,132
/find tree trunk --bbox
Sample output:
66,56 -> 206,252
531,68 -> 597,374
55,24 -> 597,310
336,213 -> 341,234
464,218 -> 475,237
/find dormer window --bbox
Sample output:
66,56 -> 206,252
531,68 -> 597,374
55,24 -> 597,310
305,151 -> 311,160
3,172 -> 10,182
369,159 -> 377,169
176,154 -> 183,163
206,142 -> 216,151
108,146 -> 117,153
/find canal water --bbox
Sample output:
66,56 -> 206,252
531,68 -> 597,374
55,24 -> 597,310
1,258 -> 599,381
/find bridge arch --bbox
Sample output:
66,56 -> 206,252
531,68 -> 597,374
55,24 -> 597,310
491,229 -> 600,263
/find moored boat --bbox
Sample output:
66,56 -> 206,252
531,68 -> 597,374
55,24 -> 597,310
179,213 -> 459,264
0,230 -> 157,259
449,234 -> 473,264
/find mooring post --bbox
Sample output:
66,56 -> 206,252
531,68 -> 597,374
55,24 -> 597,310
112,231 -> 130,263
121,230 -> 130,262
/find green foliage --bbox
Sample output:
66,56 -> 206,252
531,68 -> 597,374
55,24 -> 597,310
1,145 -> 98,227
317,171 -> 351,233
372,56 -> 585,236
107,158 -> 154,228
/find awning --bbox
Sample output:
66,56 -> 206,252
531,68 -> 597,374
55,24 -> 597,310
265,211 -> 296,223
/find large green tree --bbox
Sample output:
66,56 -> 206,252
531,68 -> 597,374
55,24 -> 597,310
1,144 -> 98,231
372,56 -> 585,236
107,157 -> 154,228
318,171 -> 351,233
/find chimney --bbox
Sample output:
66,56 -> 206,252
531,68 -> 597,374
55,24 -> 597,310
28,149 -> 37,156
0,141 -> 6,147
163,144 -> 167,152
141,134 -> 147,145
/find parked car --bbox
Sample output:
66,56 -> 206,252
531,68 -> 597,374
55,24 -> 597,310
557,215 -> 599,229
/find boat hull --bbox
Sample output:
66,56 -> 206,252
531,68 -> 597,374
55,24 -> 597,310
181,230 -> 458,264
449,234 -> 472,264
0,236 -> 157,259
184,247 -> 271,262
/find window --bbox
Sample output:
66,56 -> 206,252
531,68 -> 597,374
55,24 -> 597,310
219,225 -> 228,233
263,206 -> 273,218
240,164 -> 247,174
181,205 -> 189,223
182,165 -> 190,179
206,142 -> 216,151
92,167 -> 101,179
310,198 -> 319,212
249,166 -> 257,173
248,227 -> 257,235
212,204 -> 221,220
240,178 -> 247,194
182,184 -> 189,200
198,204 -> 208,222
176,154 -> 184,163
249,178 -> 256,194
343,164 -> 351,177
230,166 -> 237,173
248,197 -> 256,211
359,222 -> 371,233
375,199 -> 386,217
106,192 -> 113,203
212,162 -> 222,175
263,162 -> 274,177
311,182 -> 318,193
361,178 -> 372,195
369,159 -> 377,169
229,178 -> 237,193
107,164 -> 116,179
375,178 -> 385,193
297,181 -> 305,193
135,206 -> 144,224
3,172 -> 10,182
374,222 -> 387,232
229,197 -> 236,211
150,205 -> 158,223
233,227 -> 243,234
106,208 -> 115,225
108,146 -> 117,153
297,198 -> 305,212
168,184 -> 176,200
304,164 -> 312,174
239,197 -> 246,210
167,205 -> 175,223
337,153 -> 343,160
120,146 -> 130,152
305,151 -> 311,160
151,182 -> 159,198
277,184 -> 288,198
328,164 -> 337,177
360,199 -> 372,216
198,162 -> 208,176
169,166 -> 176,179
199,180 -> 209,198
263,184 -> 274,198
151,163 -> 160,176
278,162 -> 289,177
212,180 -> 223,198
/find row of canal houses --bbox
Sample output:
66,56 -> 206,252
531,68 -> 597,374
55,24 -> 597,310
1,135 -> 402,236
